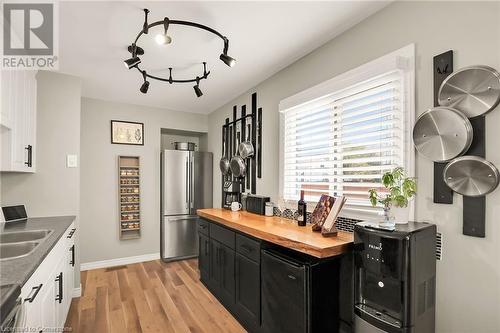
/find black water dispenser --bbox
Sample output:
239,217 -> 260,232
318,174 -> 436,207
353,222 -> 436,333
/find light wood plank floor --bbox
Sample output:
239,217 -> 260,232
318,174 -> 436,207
65,259 -> 246,333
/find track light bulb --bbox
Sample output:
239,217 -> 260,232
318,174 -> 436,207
220,53 -> 236,67
155,33 -> 172,45
124,56 -> 141,69
193,84 -> 203,97
140,80 -> 150,94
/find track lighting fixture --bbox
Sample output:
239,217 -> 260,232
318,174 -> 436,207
142,9 -> 149,34
140,71 -> 150,93
220,37 -> 236,67
124,43 -> 142,69
155,17 -> 172,45
193,78 -> 203,97
125,8 -> 235,97
124,56 -> 141,69
220,53 -> 236,67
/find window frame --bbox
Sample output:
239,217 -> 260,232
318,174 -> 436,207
278,44 -> 415,221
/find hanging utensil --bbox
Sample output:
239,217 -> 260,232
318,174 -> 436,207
443,156 -> 499,197
219,140 -> 231,175
413,106 -> 473,162
239,124 -> 255,159
230,134 -> 246,178
438,65 -> 500,117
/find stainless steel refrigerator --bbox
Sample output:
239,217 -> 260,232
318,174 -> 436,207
161,150 -> 213,261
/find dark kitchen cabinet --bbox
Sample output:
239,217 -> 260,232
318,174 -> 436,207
209,239 -> 235,307
198,219 -> 261,332
197,217 -> 347,333
235,253 -> 261,331
219,241 -> 236,306
209,239 -> 222,291
198,233 -> 210,283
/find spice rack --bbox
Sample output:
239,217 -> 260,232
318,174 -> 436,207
118,156 -> 141,239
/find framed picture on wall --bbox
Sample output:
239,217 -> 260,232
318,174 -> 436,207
111,120 -> 144,145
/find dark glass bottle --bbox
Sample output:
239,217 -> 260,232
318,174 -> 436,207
297,190 -> 307,226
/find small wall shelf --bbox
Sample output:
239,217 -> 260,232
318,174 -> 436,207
118,156 -> 141,240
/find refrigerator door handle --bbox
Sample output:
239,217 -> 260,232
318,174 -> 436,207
190,159 -> 194,210
166,215 -> 198,222
185,158 -> 189,210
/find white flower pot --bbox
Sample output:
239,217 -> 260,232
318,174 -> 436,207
391,206 -> 410,224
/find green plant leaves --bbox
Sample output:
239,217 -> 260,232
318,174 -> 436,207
382,173 -> 394,187
402,178 -> 417,198
368,189 -> 378,207
367,167 -> 416,208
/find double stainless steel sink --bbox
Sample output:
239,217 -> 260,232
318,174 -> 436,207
0,230 -> 53,261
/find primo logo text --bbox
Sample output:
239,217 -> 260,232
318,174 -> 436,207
368,243 -> 383,251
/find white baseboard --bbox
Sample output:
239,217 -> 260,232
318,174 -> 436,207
72,284 -> 82,298
81,253 -> 160,271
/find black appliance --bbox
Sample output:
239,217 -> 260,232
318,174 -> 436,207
261,248 -> 348,333
1,205 -> 27,222
246,195 -> 270,215
223,180 -> 241,209
353,222 -> 436,333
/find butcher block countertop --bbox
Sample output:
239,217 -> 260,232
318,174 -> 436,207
197,208 -> 354,258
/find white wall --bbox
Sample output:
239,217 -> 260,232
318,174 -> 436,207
1,71 -> 82,287
80,98 -> 208,264
208,2 -> 500,332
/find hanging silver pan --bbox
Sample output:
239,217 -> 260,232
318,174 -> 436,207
413,106 -> 473,162
443,156 -> 499,197
438,65 -> 500,118
230,134 -> 246,178
219,140 -> 231,175
239,124 -> 254,159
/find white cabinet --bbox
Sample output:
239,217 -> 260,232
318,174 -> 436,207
0,70 -> 37,172
18,223 -> 76,331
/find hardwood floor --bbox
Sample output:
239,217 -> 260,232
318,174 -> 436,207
65,259 -> 246,333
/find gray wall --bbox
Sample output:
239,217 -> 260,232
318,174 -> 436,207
80,98 -> 208,264
207,2 -> 500,332
1,71 -> 82,287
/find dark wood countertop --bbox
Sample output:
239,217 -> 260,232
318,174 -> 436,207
197,208 -> 353,258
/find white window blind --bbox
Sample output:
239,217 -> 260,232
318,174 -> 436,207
282,70 -> 405,215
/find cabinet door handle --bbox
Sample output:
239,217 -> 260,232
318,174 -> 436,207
55,272 -> 63,303
24,145 -> 32,167
204,240 -> 209,255
70,245 -> 75,267
67,228 -> 76,238
24,284 -> 43,303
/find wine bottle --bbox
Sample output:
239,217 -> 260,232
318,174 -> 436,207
297,190 -> 307,226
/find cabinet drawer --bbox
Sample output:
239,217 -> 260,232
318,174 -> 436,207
236,234 -> 260,262
210,223 -> 235,249
198,218 -> 210,236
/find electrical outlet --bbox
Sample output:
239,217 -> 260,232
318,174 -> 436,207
66,154 -> 78,168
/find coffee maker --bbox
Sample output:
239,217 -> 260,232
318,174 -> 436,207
353,222 -> 436,333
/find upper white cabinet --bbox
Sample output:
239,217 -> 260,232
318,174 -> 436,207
0,70 -> 37,172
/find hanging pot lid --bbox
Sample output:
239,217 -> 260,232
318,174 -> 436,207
443,156 -> 499,197
413,107 -> 473,162
438,65 -> 500,117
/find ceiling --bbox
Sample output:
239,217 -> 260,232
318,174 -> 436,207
59,1 -> 390,114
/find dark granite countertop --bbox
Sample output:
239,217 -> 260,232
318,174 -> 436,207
0,216 -> 75,287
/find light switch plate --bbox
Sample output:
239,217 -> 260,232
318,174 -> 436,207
67,154 -> 78,168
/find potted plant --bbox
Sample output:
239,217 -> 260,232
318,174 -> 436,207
368,167 -> 416,226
